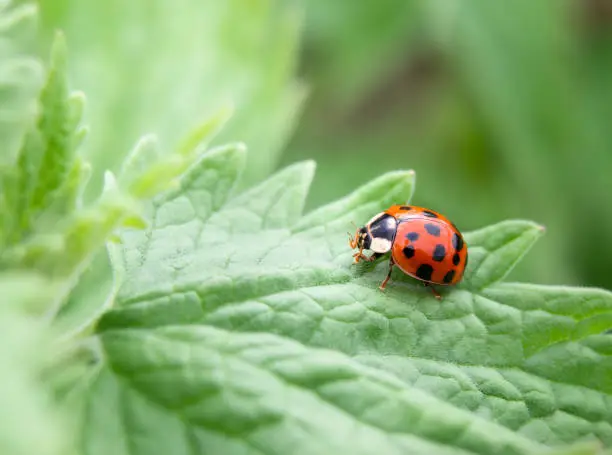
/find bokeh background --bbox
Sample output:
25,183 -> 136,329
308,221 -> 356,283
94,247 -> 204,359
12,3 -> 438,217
31,0 -> 612,289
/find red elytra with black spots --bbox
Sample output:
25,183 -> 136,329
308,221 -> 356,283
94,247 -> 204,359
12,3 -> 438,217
349,204 -> 468,298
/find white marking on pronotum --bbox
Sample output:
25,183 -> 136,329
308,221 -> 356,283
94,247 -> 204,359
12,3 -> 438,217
370,237 -> 392,253
366,212 -> 385,226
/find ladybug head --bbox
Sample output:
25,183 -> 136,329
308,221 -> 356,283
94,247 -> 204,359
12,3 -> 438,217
364,213 -> 398,253
356,226 -> 372,250
349,225 -> 371,251
349,213 -> 397,254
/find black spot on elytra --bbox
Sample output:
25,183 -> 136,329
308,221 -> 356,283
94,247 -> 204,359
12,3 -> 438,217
400,205 -> 412,211
422,210 -> 438,218
405,232 -> 419,241
443,270 -> 455,284
432,244 -> 446,262
402,246 -> 415,259
424,223 -> 441,237
452,233 -> 464,251
415,264 -> 434,281
452,253 -> 460,266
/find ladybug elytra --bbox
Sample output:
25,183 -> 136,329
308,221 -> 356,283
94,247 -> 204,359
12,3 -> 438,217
349,204 -> 468,299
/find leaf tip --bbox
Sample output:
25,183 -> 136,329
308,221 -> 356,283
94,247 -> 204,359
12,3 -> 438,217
68,90 -> 86,115
122,214 -> 148,230
526,220 -> 546,238
102,171 -> 118,193
107,234 -> 122,244
302,159 -> 316,174
177,105 -> 235,157
289,159 -> 316,185
50,29 -> 68,68
234,141 -> 247,154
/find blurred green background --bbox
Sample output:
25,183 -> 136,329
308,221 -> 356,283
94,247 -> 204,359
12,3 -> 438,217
31,0 -> 612,289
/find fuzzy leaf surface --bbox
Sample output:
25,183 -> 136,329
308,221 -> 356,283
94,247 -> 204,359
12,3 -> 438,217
83,148 -> 612,453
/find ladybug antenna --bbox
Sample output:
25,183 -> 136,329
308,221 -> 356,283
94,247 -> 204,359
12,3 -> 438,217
350,221 -> 358,229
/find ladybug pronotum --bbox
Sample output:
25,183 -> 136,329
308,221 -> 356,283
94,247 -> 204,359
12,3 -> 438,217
348,204 -> 468,299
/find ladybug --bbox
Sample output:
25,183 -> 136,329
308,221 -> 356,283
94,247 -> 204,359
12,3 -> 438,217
348,204 -> 468,299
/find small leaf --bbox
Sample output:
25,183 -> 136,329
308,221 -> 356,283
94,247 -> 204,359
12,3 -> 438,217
7,30 -> 86,242
15,185 -> 141,283
122,109 -> 237,200
30,31 -> 76,213
125,155 -> 189,200
175,103 -> 233,157
39,157 -> 91,218
118,134 -> 162,188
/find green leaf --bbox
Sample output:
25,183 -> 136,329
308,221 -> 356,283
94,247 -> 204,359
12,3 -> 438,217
117,134 -> 162,188
44,154 -> 91,216
7,171 -> 142,291
81,152 -> 612,453
29,31 -> 84,216
175,104 -> 233,158
5,30 -> 87,244
52,115 -> 238,339
119,110 -> 236,201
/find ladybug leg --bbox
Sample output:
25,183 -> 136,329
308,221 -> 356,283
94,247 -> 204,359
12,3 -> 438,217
348,229 -> 359,249
352,248 -> 365,263
423,282 -> 442,300
379,257 -> 395,291
354,251 -> 381,263
366,252 -> 383,262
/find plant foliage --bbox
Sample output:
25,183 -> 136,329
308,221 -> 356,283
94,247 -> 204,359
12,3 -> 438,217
0,2 -> 611,455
